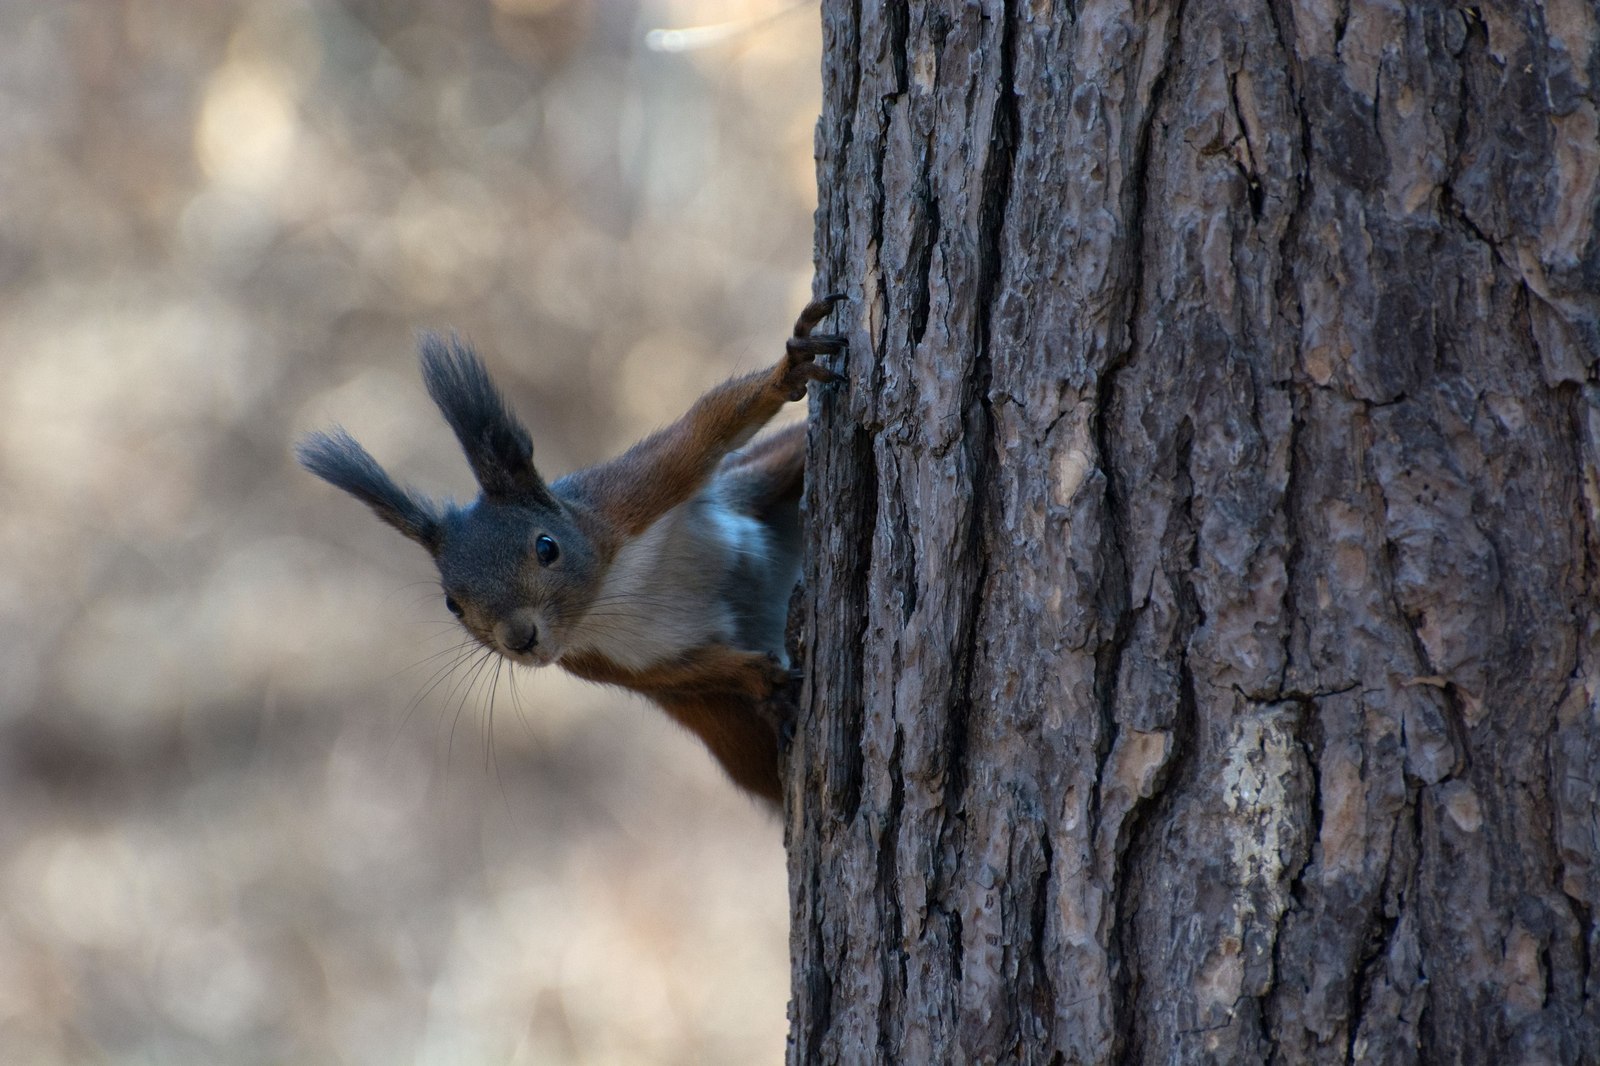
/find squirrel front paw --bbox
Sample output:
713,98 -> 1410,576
756,657 -> 802,754
775,294 -> 846,400
750,652 -> 796,697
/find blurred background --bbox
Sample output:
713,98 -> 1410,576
0,0 -> 823,1062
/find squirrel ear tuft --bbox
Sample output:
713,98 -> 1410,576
297,428 -> 442,551
417,333 -> 556,505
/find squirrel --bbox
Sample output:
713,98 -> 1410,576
297,295 -> 846,806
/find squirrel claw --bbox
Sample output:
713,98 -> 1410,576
794,294 -> 846,337
780,323 -> 847,398
785,334 -> 846,358
779,363 -> 842,401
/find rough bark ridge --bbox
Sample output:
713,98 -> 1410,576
789,1 -> 1600,1063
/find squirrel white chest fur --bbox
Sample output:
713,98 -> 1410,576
565,484 -> 795,672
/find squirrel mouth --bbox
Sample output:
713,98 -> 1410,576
506,641 -> 562,669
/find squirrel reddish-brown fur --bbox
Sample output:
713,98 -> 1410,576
298,296 -> 846,805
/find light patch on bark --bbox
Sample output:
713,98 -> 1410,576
1230,69 -> 1265,159
1189,708 -> 1301,1026
1217,712 -> 1297,930
1221,714 -> 1297,840
1318,744 -> 1369,880
911,46 -> 936,93
1051,434 -> 1094,507
1302,340 -> 1334,388
1112,728 -> 1173,802
1200,211 -> 1237,311
1548,106 -> 1600,266
1441,780 -> 1484,834
1196,934 -> 1246,1026
1503,925 -> 1547,1016
1484,392 -> 1528,433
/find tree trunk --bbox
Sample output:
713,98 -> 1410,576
787,1 -> 1600,1062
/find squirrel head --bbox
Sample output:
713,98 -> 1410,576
298,335 -> 601,667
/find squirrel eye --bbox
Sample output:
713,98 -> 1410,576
535,534 -> 560,566
444,595 -> 463,617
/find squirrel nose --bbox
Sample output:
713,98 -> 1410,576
495,618 -> 539,654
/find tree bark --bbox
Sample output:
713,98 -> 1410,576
787,1 -> 1600,1063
